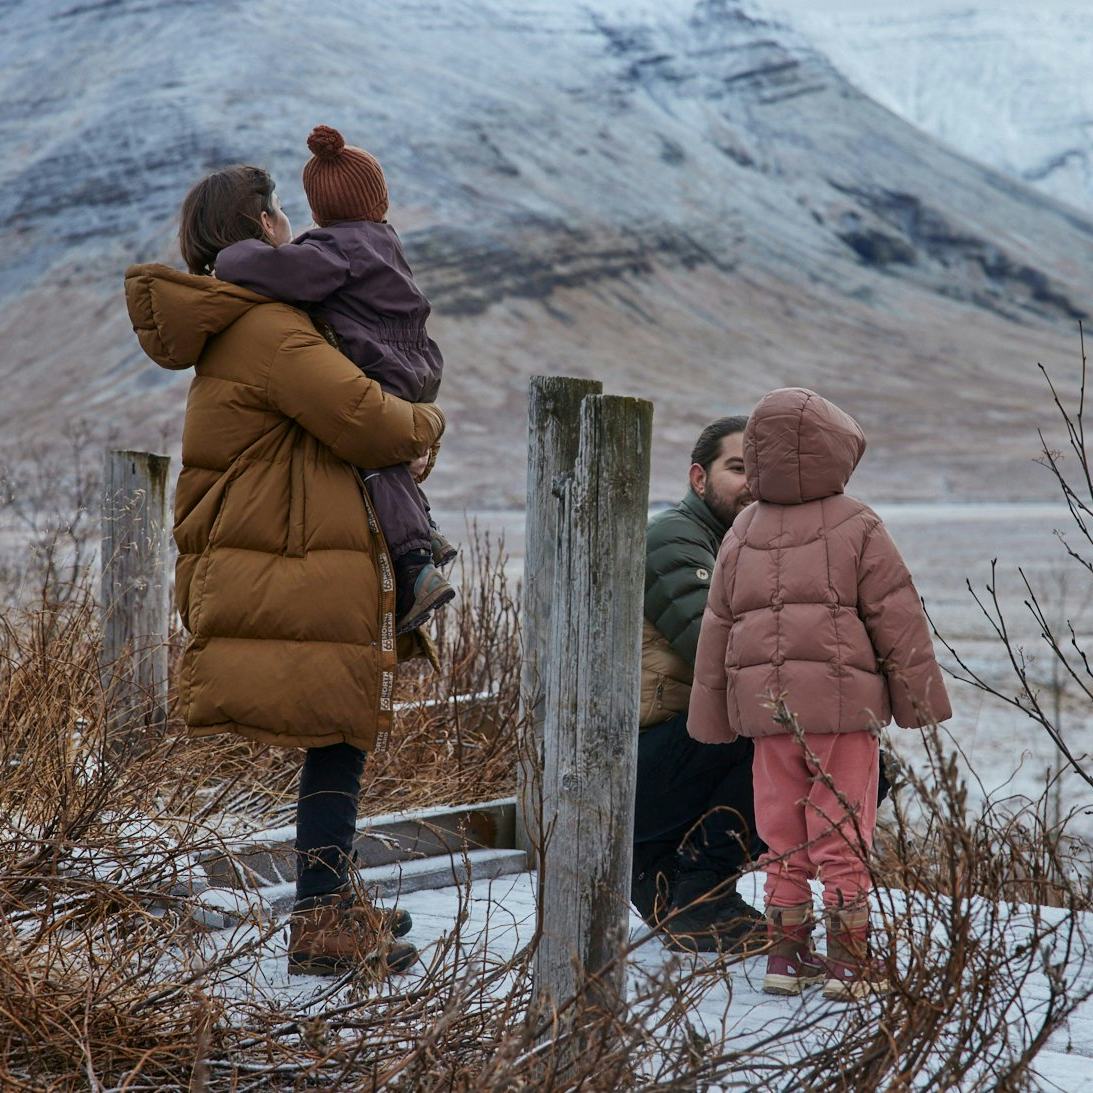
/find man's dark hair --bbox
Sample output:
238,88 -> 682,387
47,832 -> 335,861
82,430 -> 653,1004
690,415 -> 749,471
178,165 -> 276,276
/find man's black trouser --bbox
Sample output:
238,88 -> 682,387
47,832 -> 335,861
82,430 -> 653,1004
294,742 -> 367,907
632,713 -> 763,915
631,714 -> 893,916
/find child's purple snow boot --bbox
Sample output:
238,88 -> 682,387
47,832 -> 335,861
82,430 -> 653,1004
822,906 -> 890,1000
762,903 -> 825,995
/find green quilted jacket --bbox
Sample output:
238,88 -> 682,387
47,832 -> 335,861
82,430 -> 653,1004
641,489 -> 727,727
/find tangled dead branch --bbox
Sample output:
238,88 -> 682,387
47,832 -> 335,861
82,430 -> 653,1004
1,580 -> 1088,1089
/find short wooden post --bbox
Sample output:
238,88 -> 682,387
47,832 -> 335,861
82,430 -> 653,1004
517,376 -> 604,854
100,450 -> 171,737
533,393 -> 653,1023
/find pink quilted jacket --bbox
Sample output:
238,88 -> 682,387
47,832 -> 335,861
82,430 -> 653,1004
688,388 -> 952,742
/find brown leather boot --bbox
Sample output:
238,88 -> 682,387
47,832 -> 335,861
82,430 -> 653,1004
288,901 -> 417,977
330,887 -> 413,938
822,906 -> 889,999
762,904 -> 825,995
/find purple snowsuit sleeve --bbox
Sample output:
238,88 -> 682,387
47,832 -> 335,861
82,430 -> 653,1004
215,236 -> 351,303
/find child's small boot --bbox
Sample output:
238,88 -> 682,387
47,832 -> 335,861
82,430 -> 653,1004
395,551 -> 455,634
430,524 -> 458,568
762,903 -> 825,995
822,906 -> 890,1000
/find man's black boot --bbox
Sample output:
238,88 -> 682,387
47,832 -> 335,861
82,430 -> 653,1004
660,870 -> 764,954
631,850 -> 678,926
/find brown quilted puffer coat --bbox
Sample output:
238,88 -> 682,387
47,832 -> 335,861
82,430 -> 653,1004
124,264 -> 445,753
688,387 -> 951,742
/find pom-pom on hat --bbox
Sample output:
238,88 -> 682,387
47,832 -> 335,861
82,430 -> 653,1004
302,125 -> 388,226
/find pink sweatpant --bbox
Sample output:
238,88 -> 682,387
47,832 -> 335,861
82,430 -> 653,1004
752,731 -> 879,909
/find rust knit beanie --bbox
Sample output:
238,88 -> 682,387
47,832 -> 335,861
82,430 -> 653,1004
302,125 -> 389,226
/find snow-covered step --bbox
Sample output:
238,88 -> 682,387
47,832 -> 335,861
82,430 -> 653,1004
203,797 -> 518,890
259,848 -> 528,914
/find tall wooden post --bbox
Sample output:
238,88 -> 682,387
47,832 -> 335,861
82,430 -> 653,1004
100,450 -> 171,737
517,376 -> 603,854
533,393 -> 653,1024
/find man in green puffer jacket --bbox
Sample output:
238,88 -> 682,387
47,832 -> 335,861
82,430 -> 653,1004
633,415 -> 765,953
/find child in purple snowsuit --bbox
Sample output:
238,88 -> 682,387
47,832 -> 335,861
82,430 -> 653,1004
216,125 -> 455,633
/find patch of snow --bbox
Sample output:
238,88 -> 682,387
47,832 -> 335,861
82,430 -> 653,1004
189,887 -> 271,931
61,812 -> 210,893
186,867 -> 1093,1084
751,1 -> 1093,213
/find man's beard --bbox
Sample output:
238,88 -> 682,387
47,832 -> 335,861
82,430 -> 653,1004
705,487 -> 750,528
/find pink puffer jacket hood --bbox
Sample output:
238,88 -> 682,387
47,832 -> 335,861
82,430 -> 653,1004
745,387 -> 866,505
688,388 -> 951,742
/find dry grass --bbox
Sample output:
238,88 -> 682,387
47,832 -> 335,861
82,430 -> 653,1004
1,572 -> 1090,1088
0,527 -> 527,1088
0,522 -> 525,1087
361,524 -> 521,816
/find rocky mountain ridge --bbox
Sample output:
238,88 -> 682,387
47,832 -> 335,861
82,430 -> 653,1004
758,1 -> 1093,215
1,0 -> 1090,505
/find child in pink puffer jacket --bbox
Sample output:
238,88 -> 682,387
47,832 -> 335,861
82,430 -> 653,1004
688,387 -> 951,999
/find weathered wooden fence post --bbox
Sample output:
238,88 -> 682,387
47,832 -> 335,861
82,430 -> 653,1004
100,450 -> 171,737
532,392 -> 653,1026
517,376 -> 603,854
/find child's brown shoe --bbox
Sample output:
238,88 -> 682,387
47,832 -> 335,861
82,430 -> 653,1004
430,527 -> 458,568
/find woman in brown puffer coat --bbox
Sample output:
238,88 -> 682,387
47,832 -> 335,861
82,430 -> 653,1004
124,164 -> 445,977
688,387 -> 951,1001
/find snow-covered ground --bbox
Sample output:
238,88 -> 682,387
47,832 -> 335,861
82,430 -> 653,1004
754,0 -> 1093,213
193,868 -> 1093,1089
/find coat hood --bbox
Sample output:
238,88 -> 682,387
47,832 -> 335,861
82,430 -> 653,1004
124,263 -> 269,370
744,387 -> 866,505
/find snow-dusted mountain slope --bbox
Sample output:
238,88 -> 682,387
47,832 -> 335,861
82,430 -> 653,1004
1,0 -> 1092,504
756,1 -> 1093,214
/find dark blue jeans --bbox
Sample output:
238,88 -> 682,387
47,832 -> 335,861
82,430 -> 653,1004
295,742 -> 367,906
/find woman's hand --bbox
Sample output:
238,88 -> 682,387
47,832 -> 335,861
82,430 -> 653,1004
411,441 -> 441,483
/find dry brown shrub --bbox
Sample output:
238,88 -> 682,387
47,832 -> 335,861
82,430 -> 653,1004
0,518 -> 525,1087
361,523 -> 521,815
1,547 -> 1089,1090
1,589 -> 1088,1089
1,347 -> 1092,1087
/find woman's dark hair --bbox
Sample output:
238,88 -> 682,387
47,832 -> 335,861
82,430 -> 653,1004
178,165 -> 276,276
690,415 -> 749,471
